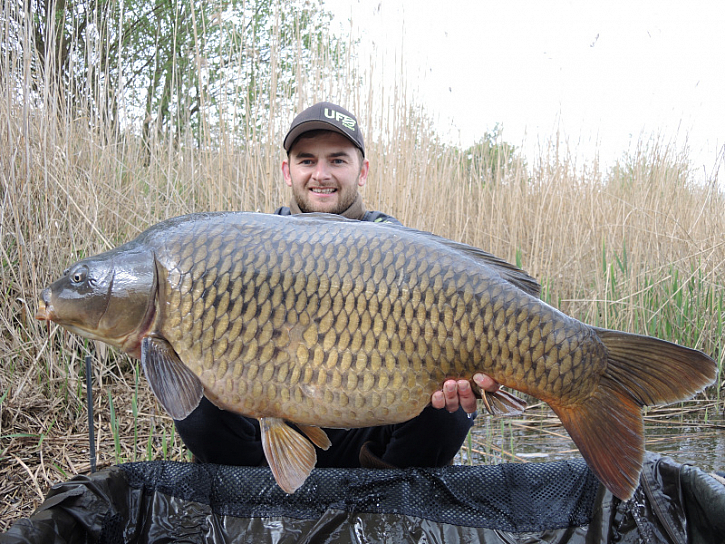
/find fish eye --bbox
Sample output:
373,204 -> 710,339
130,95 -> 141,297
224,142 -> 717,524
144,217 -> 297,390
70,266 -> 88,284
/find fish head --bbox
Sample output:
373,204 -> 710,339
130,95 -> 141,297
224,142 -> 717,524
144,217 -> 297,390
36,249 -> 155,352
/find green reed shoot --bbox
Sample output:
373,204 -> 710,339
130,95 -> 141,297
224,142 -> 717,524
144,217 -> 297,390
132,365 -> 140,462
51,463 -> 68,480
147,426 -> 155,461
162,427 -> 169,460
465,430 -> 474,466
108,390 -> 122,464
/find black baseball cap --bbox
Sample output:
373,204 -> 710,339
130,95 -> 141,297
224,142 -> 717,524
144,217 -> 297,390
283,102 -> 365,156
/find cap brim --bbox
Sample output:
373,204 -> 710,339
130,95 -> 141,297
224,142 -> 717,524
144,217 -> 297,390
283,121 -> 363,155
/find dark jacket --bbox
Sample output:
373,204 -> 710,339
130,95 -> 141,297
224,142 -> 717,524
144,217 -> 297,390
273,205 -> 402,226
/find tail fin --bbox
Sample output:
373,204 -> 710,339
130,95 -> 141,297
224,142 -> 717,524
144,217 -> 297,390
551,329 -> 716,501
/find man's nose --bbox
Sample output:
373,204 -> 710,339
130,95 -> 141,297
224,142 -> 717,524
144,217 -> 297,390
312,161 -> 331,180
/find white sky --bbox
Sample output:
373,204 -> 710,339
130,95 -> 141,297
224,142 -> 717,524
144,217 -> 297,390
327,0 -> 725,181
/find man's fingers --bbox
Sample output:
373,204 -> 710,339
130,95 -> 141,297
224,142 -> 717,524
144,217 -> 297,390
473,373 -> 500,393
456,379 -> 478,413
431,375 -> 502,413
443,380 -> 460,412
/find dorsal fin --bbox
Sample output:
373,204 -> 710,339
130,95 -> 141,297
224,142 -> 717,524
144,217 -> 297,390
433,239 -> 541,298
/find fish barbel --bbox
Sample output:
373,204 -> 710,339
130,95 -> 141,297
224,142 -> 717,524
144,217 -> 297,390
35,212 -> 716,499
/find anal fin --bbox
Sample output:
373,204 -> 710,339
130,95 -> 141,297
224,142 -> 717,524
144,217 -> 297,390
141,336 -> 203,420
260,417 -> 317,494
481,388 -> 527,416
296,424 -> 331,450
470,380 -> 527,416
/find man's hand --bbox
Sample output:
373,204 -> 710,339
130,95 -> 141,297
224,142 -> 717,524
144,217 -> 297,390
431,374 -> 500,414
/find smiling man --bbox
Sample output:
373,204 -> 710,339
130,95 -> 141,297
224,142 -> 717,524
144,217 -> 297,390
174,102 -> 501,471
277,102 -> 396,223
282,130 -> 367,216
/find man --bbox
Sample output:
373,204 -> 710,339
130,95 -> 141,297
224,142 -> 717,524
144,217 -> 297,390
175,102 -> 501,469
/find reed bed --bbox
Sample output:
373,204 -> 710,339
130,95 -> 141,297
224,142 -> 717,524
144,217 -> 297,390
1,2 -> 724,530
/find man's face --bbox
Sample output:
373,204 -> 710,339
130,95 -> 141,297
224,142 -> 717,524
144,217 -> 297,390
282,131 -> 369,214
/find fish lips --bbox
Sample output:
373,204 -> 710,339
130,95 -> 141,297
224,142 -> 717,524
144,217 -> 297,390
35,290 -> 52,321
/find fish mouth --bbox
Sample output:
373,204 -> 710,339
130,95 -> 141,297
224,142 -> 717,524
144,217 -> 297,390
35,294 -> 51,321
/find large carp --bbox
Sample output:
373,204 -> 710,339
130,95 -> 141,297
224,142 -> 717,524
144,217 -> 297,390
36,212 -> 716,499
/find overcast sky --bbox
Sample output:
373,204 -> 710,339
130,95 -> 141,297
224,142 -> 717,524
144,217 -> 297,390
327,0 -> 724,181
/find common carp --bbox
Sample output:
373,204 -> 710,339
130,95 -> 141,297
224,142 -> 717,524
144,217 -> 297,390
35,212 -> 716,499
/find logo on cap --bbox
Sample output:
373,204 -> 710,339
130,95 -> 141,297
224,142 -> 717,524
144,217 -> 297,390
325,108 -> 357,132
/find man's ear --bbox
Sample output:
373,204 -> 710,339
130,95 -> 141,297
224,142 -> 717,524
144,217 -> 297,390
282,160 -> 293,187
357,158 -> 370,188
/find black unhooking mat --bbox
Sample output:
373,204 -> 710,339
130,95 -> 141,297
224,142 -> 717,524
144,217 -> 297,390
2,452 -> 724,543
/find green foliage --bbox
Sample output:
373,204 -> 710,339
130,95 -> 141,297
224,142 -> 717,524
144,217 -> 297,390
460,124 -> 526,186
592,244 -> 723,389
3,0 -> 346,149
607,137 -> 691,189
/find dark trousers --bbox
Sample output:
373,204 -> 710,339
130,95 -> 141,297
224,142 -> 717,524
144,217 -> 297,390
174,396 -> 475,468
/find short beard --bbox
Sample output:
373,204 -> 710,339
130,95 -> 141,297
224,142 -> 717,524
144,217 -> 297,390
295,190 -> 356,215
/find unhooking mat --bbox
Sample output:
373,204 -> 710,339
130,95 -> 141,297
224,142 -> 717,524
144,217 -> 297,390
2,451 -> 724,543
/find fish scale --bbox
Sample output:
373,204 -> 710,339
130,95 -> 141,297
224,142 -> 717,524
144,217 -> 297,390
36,211 -> 717,499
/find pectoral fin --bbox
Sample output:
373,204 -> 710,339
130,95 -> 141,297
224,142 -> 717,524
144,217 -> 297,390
141,336 -> 203,420
259,417 -> 317,494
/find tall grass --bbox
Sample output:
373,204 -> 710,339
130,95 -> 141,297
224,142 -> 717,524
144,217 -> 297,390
1,1 -> 723,529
